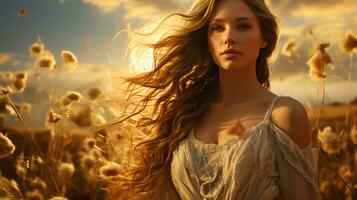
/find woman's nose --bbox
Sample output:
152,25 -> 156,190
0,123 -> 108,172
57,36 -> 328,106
224,38 -> 235,45
223,28 -> 236,45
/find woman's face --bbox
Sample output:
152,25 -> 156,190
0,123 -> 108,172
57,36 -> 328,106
207,0 -> 267,71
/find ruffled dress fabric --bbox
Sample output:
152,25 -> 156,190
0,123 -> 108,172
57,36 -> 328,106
170,96 -> 319,200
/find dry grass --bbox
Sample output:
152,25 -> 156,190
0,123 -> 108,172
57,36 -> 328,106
0,13 -> 356,200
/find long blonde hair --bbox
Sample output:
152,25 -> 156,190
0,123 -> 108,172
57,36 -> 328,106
106,0 -> 279,199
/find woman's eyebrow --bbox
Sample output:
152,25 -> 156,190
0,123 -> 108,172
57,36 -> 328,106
211,17 -> 253,22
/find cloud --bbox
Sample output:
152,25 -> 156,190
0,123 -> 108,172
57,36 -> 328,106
271,73 -> 357,105
290,3 -> 355,18
122,0 -> 193,19
81,0 -> 122,13
80,0 -> 192,20
0,53 -> 13,65
271,0 -> 355,17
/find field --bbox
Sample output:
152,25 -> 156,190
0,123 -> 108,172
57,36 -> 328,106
1,1 -> 357,199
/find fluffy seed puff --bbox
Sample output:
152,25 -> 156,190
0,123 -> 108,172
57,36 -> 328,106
57,162 -> 75,183
65,91 -> 82,102
17,9 -> 28,17
26,189 -> 44,200
29,176 -> 47,192
86,87 -> 104,101
0,132 -> 16,158
29,42 -> 45,57
84,137 -> 96,150
318,126 -> 341,155
5,71 -> 28,93
1,71 -> 14,81
307,42 -> 333,79
80,154 -> 97,172
14,71 -> 28,80
35,51 -> 56,70
69,103 -> 92,127
98,161 -> 121,181
45,109 -> 62,127
342,33 -> 357,53
10,79 -> 26,93
0,86 -> 13,96
58,91 -> 82,107
60,50 -> 78,70
282,39 -> 300,58
0,176 -> 22,198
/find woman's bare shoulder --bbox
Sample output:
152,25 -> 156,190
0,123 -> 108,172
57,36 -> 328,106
271,96 -> 312,149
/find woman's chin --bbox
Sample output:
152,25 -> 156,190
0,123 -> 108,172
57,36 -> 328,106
219,63 -> 246,71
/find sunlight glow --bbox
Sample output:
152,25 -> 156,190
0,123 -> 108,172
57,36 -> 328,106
129,47 -> 155,73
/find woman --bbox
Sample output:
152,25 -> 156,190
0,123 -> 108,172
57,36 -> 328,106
106,0 -> 319,199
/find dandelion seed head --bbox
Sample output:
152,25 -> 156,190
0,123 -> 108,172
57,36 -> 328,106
1,71 -> 14,81
66,91 -> 82,102
98,161 -> 121,180
60,96 -> 71,107
0,133 -> 15,158
10,79 -> 26,93
318,43 -> 329,51
339,164 -> 353,183
60,50 -> 78,69
70,104 -> 92,127
318,126 -> 341,154
36,58 -> 56,70
84,137 -> 96,149
87,87 -> 103,100
46,109 -> 62,125
15,161 -> 27,178
0,86 -> 13,95
18,9 -> 27,17
80,154 -> 97,171
35,51 -> 56,69
307,42 -> 333,79
282,39 -> 300,57
57,162 -> 75,181
14,71 -> 28,81
30,177 -> 47,191
342,33 -> 357,53
26,189 -> 44,200
29,42 -> 44,57
0,177 -> 22,198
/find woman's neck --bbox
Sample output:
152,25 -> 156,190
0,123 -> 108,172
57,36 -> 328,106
217,66 -> 265,105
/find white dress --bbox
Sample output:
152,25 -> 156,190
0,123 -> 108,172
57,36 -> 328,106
170,96 -> 319,200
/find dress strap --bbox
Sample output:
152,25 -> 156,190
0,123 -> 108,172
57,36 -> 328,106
263,95 -> 283,122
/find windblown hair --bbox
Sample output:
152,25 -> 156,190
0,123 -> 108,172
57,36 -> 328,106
106,0 -> 279,199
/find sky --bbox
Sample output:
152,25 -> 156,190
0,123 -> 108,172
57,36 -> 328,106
1,0 -> 357,111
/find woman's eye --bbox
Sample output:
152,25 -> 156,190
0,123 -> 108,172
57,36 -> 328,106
237,24 -> 251,30
210,25 -> 223,32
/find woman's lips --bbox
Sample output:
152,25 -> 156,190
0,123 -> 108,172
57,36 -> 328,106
220,49 -> 242,57
221,52 -> 242,58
